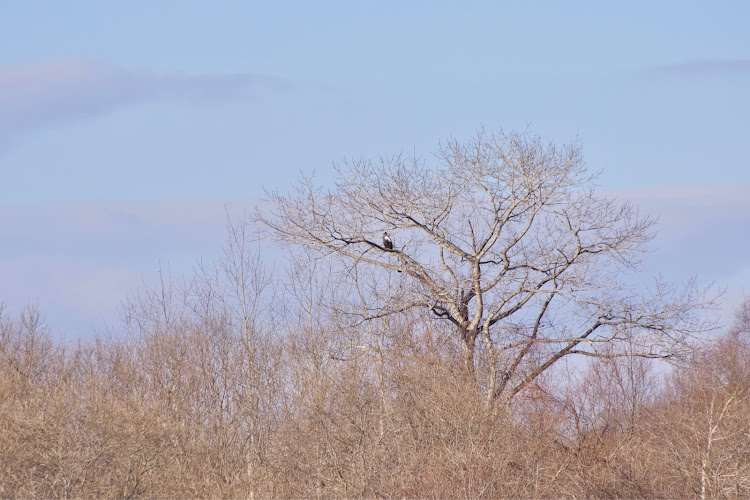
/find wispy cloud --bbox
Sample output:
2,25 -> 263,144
0,199 -> 255,336
0,60 -> 289,143
613,183 -> 750,246
613,183 -> 750,318
647,58 -> 750,77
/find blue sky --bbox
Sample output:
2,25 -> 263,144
1,1 -> 748,336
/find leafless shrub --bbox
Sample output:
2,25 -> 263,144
651,302 -> 750,499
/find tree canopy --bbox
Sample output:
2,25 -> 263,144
258,129 -> 714,404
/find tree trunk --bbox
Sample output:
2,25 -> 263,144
460,329 -> 477,383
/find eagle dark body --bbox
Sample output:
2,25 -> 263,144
382,231 -> 401,272
383,231 -> 394,250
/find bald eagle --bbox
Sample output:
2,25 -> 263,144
383,231 -> 393,250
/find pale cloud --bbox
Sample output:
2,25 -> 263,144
0,200 -> 254,337
613,183 -> 750,238
0,200 -> 232,261
0,60 -> 288,144
613,183 -> 750,320
647,59 -> 750,77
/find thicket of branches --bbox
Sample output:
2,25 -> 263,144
1,228 -> 746,498
1,131 -> 743,499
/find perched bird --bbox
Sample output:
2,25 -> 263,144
383,231 -> 394,250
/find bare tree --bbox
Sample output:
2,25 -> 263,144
257,129 -> 714,405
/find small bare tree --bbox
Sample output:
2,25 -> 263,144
655,300 -> 750,499
257,129 -> 714,405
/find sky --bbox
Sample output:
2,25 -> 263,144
1,1 -> 748,337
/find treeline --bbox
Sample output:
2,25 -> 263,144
1,242 -> 748,498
